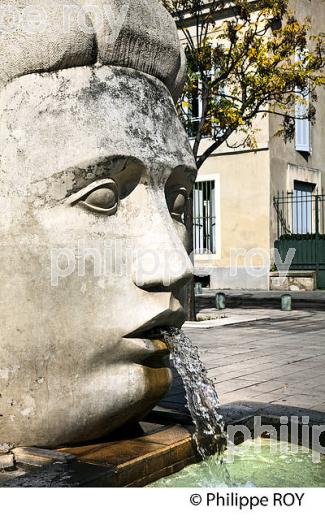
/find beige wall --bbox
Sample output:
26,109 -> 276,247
197,149 -> 271,267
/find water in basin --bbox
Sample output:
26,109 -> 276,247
149,438 -> 325,487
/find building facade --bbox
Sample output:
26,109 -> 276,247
179,0 -> 325,290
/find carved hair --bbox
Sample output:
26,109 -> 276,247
0,0 -> 186,101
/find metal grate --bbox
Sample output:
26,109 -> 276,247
274,190 -> 325,238
273,190 -> 325,289
193,180 -> 216,254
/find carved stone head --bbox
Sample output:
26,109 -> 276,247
0,0 -> 196,447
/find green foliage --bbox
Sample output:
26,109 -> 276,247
162,0 -> 325,168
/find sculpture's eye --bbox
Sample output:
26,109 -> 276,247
166,187 -> 188,222
79,182 -> 119,215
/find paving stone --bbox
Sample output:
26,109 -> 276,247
162,310 -> 325,418
215,379 -> 259,393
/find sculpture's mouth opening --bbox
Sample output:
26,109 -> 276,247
124,326 -> 176,362
125,325 -> 175,343
124,296 -> 185,355
127,327 -> 165,340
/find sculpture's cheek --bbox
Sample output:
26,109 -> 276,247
0,362 -> 172,448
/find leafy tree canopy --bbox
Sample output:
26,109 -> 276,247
163,0 -> 325,168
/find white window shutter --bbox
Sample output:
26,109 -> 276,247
182,94 -> 190,117
295,85 -> 311,153
198,78 -> 203,119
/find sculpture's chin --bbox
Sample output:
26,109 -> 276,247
73,364 -> 173,446
54,365 -> 173,448
2,363 -> 172,449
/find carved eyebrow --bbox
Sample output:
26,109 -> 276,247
153,163 -> 197,188
165,165 -> 197,192
30,157 -> 195,207
65,155 -> 146,203
62,155 -> 139,188
31,156 -> 126,188
31,155 -> 146,205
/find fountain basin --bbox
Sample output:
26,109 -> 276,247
0,422 -> 198,487
149,438 -> 325,487
2,418 -> 325,487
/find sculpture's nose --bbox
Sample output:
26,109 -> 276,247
132,198 -> 193,293
133,251 -> 193,293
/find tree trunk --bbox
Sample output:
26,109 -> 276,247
184,192 -> 196,321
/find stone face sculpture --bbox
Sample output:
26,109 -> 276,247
0,0 -> 196,448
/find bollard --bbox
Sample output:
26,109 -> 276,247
216,292 -> 226,311
195,283 -> 203,296
281,294 -> 292,311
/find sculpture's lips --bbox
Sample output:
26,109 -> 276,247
124,306 -> 184,343
126,326 -> 166,340
124,326 -> 172,362
122,334 -> 171,367
125,326 -> 170,356
123,303 -> 184,360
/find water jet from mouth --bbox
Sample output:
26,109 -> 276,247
161,327 -> 227,460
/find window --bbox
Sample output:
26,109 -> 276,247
185,76 -> 202,138
292,181 -> 315,234
295,90 -> 311,153
193,180 -> 216,254
295,51 -> 311,153
184,69 -> 214,139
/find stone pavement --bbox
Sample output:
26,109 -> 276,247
160,310 -> 325,421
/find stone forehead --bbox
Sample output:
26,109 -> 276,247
0,0 -> 186,101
